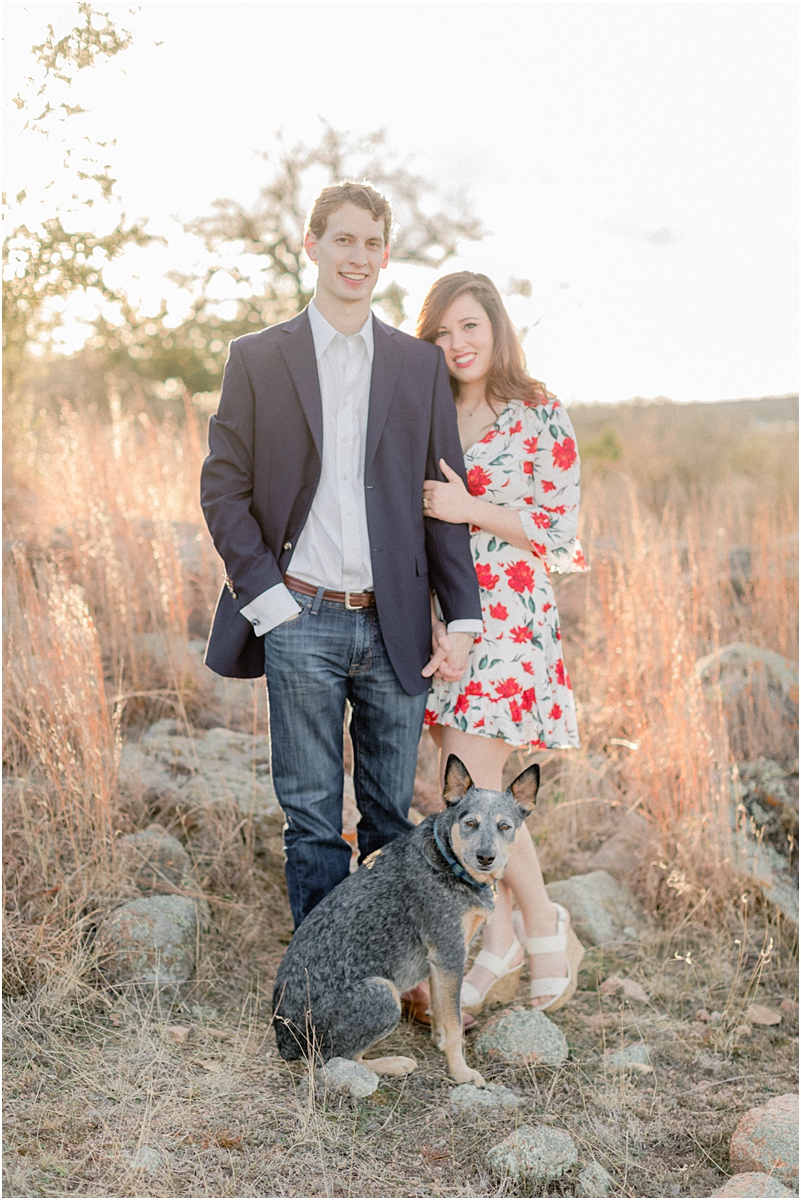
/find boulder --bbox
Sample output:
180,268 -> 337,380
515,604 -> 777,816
475,1007 -> 568,1067
586,812 -> 649,877
729,1094 -> 798,1188
118,825 -> 190,892
695,644 -> 798,753
577,1160 -> 615,1197
546,870 -> 647,945
486,1124 -> 577,1184
97,894 -> 204,989
449,1082 -> 522,1113
711,1172 -> 792,1197
318,1057 -> 379,1098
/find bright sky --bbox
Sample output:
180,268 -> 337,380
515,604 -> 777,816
3,1 -> 798,404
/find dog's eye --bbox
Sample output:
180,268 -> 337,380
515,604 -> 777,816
465,820 -> 477,829
498,822 -> 511,831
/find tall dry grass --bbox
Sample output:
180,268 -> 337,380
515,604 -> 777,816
2,395 -> 798,1002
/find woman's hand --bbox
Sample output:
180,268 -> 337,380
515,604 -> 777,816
423,459 -> 475,525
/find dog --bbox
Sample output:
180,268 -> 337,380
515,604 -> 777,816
272,754 -> 539,1086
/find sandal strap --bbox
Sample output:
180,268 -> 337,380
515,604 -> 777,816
460,980 -> 482,1008
530,976 -> 570,1000
524,932 -> 566,955
473,938 -> 522,979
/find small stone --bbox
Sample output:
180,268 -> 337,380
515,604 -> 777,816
126,1146 -> 163,1174
96,894 -> 201,989
318,1057 -> 379,1098
449,1082 -> 522,1113
779,1000 -> 798,1017
711,1171 -> 792,1197
486,1124 -> 577,1183
747,1004 -> 782,1026
577,1160 -> 615,1197
606,1042 -> 653,1072
475,1007 -> 568,1067
729,1094 -> 799,1188
696,1008 -> 712,1022
599,974 -> 648,1001
165,1024 -> 190,1045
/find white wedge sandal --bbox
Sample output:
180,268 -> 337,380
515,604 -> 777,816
515,903 -> 585,1013
460,938 -> 523,1015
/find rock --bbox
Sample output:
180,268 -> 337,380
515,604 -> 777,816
118,825 -> 191,892
165,1024 -> 190,1045
318,1057 -> 379,1098
605,1043 -> 653,1072
546,870 -> 648,945
730,831 -> 798,924
577,1160 -> 615,1197
780,1000 -> 798,1017
118,724 -> 284,858
97,894 -> 203,989
449,1082 -> 522,1113
125,1146 -> 164,1174
475,1007 -> 568,1067
587,812 -> 649,877
599,975 -> 648,1002
729,1094 -> 799,1187
711,1172 -> 792,1197
747,1004 -> 782,1026
486,1124 -> 577,1183
696,644 -> 798,717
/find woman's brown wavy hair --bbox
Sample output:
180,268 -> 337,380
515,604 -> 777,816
416,272 -> 549,410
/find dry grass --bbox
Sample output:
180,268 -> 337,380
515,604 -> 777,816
3,392 -> 798,1196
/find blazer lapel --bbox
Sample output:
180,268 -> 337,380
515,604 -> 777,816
278,309 -> 323,456
366,316 -> 405,466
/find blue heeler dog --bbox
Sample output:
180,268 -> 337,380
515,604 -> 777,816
272,755 -> 539,1085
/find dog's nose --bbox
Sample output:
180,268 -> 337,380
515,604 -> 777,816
476,852 -> 495,868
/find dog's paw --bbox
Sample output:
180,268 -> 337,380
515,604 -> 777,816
452,1066 -> 486,1087
359,1054 -> 417,1077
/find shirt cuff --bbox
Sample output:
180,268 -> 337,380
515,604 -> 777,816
446,619 -> 483,635
240,583 -> 302,634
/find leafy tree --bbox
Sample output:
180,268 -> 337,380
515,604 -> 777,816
92,125 -> 486,395
2,3 -> 151,394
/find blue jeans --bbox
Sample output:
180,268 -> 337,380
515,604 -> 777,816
263,589 -> 428,928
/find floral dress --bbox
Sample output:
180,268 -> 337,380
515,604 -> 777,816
426,397 -> 588,749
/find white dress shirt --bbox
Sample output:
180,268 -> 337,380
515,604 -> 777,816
241,301 -> 481,638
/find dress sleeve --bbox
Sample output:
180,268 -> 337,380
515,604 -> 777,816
515,400 -> 589,574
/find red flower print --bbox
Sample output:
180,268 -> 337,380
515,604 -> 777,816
549,703 -> 562,720
524,496 -> 534,505
524,436 -> 538,454
509,419 -> 522,434
467,465 -> 493,496
509,700 -> 522,722
552,437 -> 577,471
532,543 -> 547,557
521,687 -> 536,711
470,524 -> 481,534
494,677 -> 521,699
541,480 -> 556,493
510,625 -> 533,643
555,659 -> 566,686
424,709 -> 438,726
465,680 -> 484,696
542,602 -> 552,613
542,504 -> 566,515
489,602 -> 508,620
523,461 -> 534,475
573,547 -> 587,568
480,428 -> 498,444
505,560 -> 535,593
455,693 -> 470,715
531,511 -> 551,529
533,739 -> 547,750
556,628 -> 561,640
476,563 -> 500,590
473,718 -> 485,728
522,662 -> 534,675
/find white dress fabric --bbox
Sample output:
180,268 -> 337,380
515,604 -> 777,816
426,397 -> 588,749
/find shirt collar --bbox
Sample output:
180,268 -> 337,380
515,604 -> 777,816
308,299 -> 374,363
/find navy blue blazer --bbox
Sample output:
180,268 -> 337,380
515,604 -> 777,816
200,308 -> 482,695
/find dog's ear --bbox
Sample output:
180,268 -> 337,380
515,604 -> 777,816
509,763 -> 539,814
443,755 -> 473,806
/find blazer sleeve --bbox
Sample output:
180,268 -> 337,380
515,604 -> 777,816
423,349 -> 483,625
200,340 -> 285,606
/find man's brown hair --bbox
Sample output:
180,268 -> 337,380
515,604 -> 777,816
416,271 -> 549,411
306,181 -> 393,245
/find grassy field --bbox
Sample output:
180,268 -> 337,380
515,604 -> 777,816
3,391 -> 798,1197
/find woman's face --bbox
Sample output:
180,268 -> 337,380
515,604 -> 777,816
434,292 -> 494,390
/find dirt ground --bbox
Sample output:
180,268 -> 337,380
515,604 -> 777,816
3,851 -> 797,1199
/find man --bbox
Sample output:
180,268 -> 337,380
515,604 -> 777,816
201,181 -> 482,928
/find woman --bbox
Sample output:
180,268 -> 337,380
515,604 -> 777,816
418,272 -> 587,1015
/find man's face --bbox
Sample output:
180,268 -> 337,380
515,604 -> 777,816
304,202 -> 389,307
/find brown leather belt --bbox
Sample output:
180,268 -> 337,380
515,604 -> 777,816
284,573 -> 376,610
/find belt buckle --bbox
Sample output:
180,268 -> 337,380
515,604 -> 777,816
344,591 -> 364,610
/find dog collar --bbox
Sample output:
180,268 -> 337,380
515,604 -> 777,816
433,824 -> 492,892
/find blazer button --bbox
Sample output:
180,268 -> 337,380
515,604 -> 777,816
283,541 -> 292,551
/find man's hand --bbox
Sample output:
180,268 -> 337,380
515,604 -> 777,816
422,627 -> 474,682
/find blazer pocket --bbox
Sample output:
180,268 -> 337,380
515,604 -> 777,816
415,550 -> 429,577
